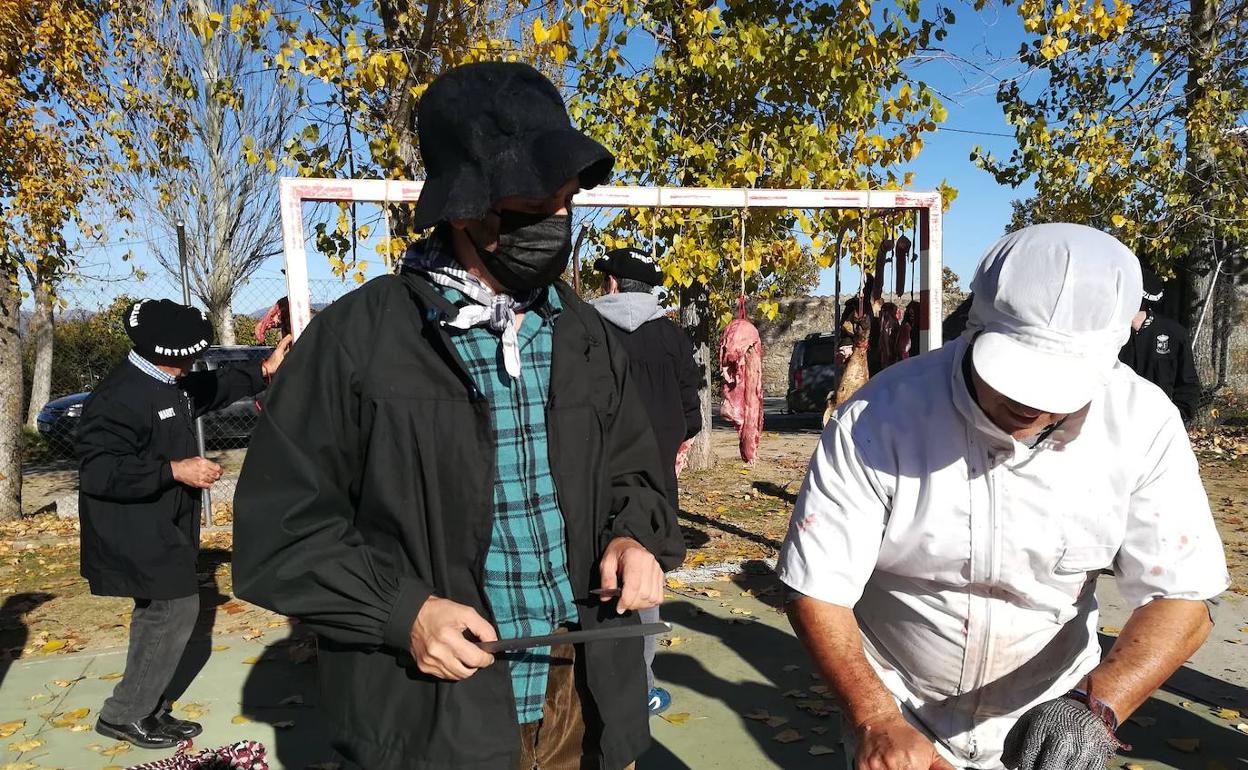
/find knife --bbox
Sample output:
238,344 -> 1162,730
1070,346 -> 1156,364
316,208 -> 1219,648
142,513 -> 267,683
476,622 -> 672,653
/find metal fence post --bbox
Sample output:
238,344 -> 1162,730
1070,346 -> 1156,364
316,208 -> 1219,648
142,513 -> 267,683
178,221 -> 212,527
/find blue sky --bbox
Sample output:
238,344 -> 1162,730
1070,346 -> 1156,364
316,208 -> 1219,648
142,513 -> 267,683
55,1 -> 1038,312
812,2 -> 1036,294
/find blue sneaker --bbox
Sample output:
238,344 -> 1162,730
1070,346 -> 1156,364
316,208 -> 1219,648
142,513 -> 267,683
647,687 -> 672,715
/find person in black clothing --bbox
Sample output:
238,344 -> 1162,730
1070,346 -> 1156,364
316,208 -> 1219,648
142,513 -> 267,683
232,63 -> 682,770
76,299 -> 290,749
591,246 -> 701,716
943,293 -> 974,343
1118,268 -> 1201,423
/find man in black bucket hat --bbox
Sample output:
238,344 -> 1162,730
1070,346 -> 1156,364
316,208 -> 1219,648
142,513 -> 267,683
234,62 -> 683,770
76,299 -> 290,748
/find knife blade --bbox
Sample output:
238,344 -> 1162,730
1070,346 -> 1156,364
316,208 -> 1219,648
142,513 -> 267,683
476,622 -> 672,653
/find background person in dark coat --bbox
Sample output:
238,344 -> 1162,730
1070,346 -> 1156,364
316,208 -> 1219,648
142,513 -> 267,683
76,299 -> 290,749
233,62 -> 683,770
1118,268 -> 1201,423
590,247 -> 701,716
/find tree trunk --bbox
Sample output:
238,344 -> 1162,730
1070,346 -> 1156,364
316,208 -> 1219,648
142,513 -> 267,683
0,265 -> 24,520
1180,0 -> 1220,420
680,282 -> 715,471
24,279 -> 54,429
208,302 -> 236,347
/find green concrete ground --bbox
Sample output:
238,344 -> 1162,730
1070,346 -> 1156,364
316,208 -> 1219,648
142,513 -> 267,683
1,572 -> 1245,770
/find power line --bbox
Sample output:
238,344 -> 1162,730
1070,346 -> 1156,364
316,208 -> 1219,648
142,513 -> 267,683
937,126 -> 1016,138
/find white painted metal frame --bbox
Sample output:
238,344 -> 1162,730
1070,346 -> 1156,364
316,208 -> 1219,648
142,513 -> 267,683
279,178 -> 945,350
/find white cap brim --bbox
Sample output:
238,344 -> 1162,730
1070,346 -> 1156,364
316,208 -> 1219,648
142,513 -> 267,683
972,332 -> 1108,414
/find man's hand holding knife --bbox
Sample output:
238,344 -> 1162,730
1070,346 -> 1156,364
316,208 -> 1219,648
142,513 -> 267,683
407,535 -> 665,680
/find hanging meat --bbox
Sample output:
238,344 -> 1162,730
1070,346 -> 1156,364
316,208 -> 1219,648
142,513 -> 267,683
675,438 -> 694,477
719,298 -> 764,463
254,296 -> 292,343
894,234 -> 912,296
901,300 -> 921,360
878,302 -> 904,368
822,317 -> 870,427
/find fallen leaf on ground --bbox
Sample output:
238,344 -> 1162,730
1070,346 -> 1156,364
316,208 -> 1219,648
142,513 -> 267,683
1180,701 -> 1196,710
40,640 -> 66,653
782,664 -> 801,672
1166,738 -> 1200,753
1237,723 -> 1248,735
773,728 -> 803,743
180,703 -> 208,719
1127,715 -> 1156,727
68,724 -> 91,732
0,721 -> 24,738
811,726 -> 829,735
1,762 -> 38,770
8,738 -> 42,752
231,715 -> 251,725
809,685 -> 830,695
661,637 -> 686,648
1099,626 -> 1122,635
782,689 -> 807,698
765,716 -> 789,728
242,656 -> 260,664
810,745 -> 836,756
98,671 -> 123,680
273,720 -> 296,729
211,645 -> 230,652
51,707 -> 90,727
100,742 -> 132,757
1215,708 -> 1241,720
744,709 -> 772,722
729,608 -> 752,616
660,712 -> 691,725
1123,763 -> 1144,770
279,695 -> 305,706
665,578 -> 687,590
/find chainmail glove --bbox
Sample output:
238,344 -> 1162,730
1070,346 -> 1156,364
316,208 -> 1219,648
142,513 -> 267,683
1002,697 -> 1123,770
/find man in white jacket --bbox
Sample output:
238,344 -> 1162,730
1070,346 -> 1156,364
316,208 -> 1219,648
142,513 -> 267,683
779,224 -> 1228,770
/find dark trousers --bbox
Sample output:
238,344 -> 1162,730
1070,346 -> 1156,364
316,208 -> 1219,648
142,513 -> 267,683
515,642 -> 636,770
100,595 -> 200,724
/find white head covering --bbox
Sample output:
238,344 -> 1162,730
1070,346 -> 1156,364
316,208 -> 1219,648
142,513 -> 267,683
967,223 -> 1142,414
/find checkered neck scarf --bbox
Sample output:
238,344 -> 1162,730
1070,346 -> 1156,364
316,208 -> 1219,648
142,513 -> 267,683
403,233 -> 542,378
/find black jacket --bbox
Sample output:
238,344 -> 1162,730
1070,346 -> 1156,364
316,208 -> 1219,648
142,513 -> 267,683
76,358 -> 265,599
232,274 -> 684,770
1118,310 -> 1201,422
596,310 -> 700,504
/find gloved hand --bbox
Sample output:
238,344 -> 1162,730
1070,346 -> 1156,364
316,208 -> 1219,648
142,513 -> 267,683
1003,697 -> 1123,770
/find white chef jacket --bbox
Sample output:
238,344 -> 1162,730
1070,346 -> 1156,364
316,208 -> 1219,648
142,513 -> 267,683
778,336 -> 1229,769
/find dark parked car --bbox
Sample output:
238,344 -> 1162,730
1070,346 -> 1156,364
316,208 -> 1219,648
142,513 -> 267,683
36,345 -> 273,453
786,332 -> 841,414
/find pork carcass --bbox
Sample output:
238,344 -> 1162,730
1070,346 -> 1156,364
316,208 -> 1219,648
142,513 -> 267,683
878,302 -> 904,369
900,300 -> 921,360
719,303 -> 764,463
254,296 -> 292,343
822,318 -> 870,427
675,438 -> 694,477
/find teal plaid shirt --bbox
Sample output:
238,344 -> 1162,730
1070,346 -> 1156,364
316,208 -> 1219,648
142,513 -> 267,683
439,284 -> 578,724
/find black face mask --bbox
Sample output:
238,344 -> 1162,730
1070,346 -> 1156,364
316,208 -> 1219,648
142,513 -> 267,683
471,209 -> 572,294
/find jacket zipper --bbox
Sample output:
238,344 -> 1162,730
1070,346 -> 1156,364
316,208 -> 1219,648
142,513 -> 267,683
967,447 -> 1000,761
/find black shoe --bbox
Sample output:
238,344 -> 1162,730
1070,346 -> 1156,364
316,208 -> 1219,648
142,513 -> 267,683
153,710 -> 203,739
95,715 -> 179,749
